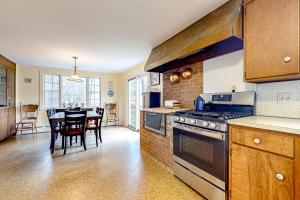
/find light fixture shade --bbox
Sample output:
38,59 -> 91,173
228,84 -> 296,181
182,68 -> 193,79
67,56 -> 83,82
67,74 -> 83,82
170,72 -> 180,84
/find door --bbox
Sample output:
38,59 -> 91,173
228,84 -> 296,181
244,0 -> 299,80
128,75 -> 148,130
128,78 -> 137,129
231,144 -> 294,200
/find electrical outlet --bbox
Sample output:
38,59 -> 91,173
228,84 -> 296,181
277,92 -> 294,104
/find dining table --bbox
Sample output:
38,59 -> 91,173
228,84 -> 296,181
48,111 -> 101,154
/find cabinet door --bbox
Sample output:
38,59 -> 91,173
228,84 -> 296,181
231,144 -> 294,200
0,65 -> 7,107
8,107 -> 16,136
0,109 -> 8,141
244,0 -> 299,80
7,69 -> 15,107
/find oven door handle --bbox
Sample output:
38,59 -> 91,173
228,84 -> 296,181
174,123 -> 225,141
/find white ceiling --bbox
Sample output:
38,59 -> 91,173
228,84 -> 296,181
0,0 -> 228,73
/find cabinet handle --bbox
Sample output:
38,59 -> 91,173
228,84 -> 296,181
276,173 -> 284,181
283,56 -> 291,63
253,138 -> 261,144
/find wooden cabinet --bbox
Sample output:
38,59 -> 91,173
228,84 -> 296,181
0,55 -> 16,142
8,107 -> 16,136
229,125 -> 300,200
0,108 -> 8,141
244,0 -> 300,82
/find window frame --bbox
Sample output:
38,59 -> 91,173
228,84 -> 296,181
43,74 -> 101,109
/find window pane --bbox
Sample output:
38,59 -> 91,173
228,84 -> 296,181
45,83 -> 52,90
45,75 -> 52,83
52,91 -> 59,100
53,76 -> 59,83
62,77 -> 86,107
53,83 -> 59,91
44,74 -> 60,108
87,77 -> 101,107
95,78 -> 100,85
89,86 -> 94,92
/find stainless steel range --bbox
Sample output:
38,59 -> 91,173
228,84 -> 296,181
173,92 -> 255,200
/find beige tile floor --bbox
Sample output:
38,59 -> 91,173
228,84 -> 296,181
0,127 -> 204,200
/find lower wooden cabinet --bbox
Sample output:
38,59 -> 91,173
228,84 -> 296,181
229,125 -> 300,200
8,107 -> 16,136
0,107 -> 16,142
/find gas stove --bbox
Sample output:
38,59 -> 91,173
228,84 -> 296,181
173,92 -> 256,200
174,92 -> 255,132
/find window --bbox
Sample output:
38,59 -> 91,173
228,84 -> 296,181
43,74 -> 101,108
87,77 -> 101,107
62,76 -> 87,107
44,74 -> 60,108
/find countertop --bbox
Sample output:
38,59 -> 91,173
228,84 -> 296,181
140,107 -> 189,114
228,116 -> 300,135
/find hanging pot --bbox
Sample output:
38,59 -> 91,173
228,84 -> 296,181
170,72 -> 180,84
181,67 -> 193,80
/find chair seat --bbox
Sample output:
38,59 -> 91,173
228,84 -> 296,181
19,119 -> 36,124
63,128 -> 83,135
87,124 -> 97,129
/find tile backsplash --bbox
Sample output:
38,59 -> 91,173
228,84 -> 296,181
256,80 -> 300,119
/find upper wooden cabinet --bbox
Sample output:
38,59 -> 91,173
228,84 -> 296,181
0,55 -> 16,141
244,0 -> 300,82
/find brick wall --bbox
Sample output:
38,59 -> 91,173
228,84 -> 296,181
163,62 -> 203,109
140,112 -> 174,172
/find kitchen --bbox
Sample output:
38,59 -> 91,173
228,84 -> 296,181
140,0 -> 300,199
0,0 -> 299,199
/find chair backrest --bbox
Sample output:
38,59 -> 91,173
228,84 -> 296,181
96,107 -> 105,126
105,103 -> 117,117
20,103 -> 39,120
81,107 -> 93,111
68,107 -> 81,111
46,108 -> 56,118
64,110 -> 87,133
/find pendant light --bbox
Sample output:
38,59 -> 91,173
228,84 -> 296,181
67,56 -> 83,82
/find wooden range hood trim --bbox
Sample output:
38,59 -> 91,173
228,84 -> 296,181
145,0 -> 243,72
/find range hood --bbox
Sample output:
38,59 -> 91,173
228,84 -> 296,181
145,0 -> 243,72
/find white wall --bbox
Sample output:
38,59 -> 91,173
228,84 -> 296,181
203,50 -> 255,93
16,64 -> 120,126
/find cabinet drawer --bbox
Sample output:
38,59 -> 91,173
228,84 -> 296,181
231,126 -> 294,157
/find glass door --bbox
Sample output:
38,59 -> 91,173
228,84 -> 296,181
128,74 -> 148,130
128,78 -> 137,129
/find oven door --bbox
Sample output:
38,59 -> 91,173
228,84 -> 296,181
173,123 -> 228,189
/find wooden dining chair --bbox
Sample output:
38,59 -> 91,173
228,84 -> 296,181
62,110 -> 87,155
86,115 -> 99,147
96,107 -> 105,143
68,107 -> 81,111
105,103 -> 118,126
47,108 -> 64,148
17,103 -> 39,136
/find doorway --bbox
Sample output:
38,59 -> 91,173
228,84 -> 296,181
128,74 -> 148,130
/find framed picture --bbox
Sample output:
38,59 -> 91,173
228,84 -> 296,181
150,72 -> 160,86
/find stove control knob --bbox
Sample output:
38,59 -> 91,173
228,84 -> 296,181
202,121 -> 209,127
174,116 -> 180,121
179,117 -> 185,122
190,119 -> 196,124
209,123 -> 217,129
